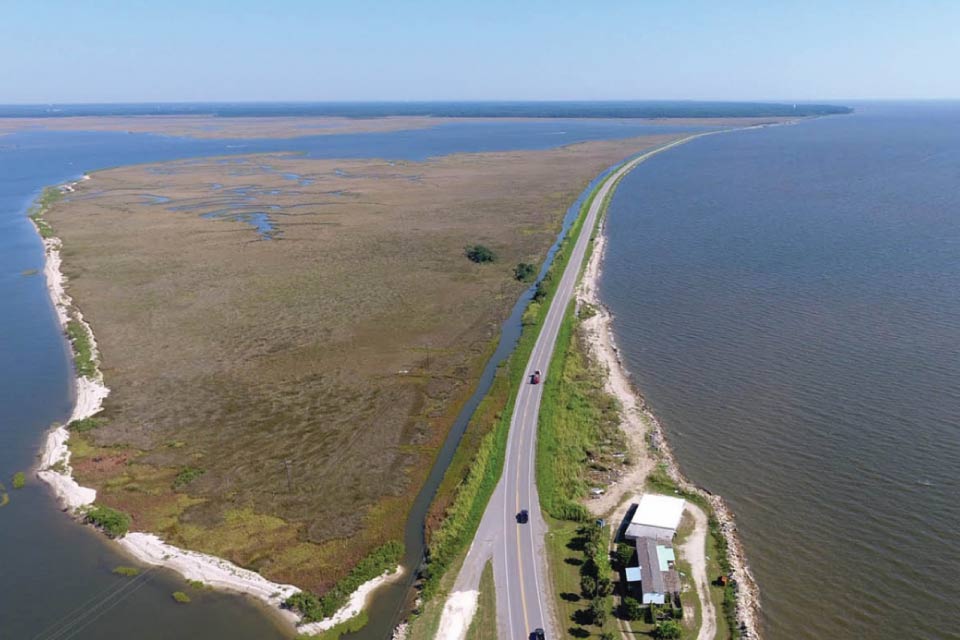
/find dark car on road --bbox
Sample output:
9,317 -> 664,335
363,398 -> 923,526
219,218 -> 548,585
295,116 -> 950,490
530,369 -> 542,384
530,629 -> 545,640
516,509 -> 529,524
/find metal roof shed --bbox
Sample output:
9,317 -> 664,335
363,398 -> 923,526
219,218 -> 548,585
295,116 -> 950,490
624,494 -> 685,541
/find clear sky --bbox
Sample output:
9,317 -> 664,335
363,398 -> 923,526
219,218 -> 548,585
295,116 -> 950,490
1,0 -> 957,103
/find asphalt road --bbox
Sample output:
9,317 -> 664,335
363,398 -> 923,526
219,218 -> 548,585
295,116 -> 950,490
440,135 -> 705,640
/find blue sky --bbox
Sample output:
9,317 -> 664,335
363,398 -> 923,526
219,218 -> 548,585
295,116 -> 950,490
1,0 -> 957,103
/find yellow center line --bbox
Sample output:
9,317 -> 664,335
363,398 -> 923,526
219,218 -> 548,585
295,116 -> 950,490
515,405 -> 530,634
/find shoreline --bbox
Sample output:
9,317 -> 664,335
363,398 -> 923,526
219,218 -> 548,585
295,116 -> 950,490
31,176 -> 395,636
578,189 -> 762,637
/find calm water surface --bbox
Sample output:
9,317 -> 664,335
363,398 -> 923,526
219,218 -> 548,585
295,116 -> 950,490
601,103 -> 960,639
0,119 -> 706,638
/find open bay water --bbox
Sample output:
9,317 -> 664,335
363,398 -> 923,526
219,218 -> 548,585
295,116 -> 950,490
0,118 -> 707,638
600,103 -> 960,639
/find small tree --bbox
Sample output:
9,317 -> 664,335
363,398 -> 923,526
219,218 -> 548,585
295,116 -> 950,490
596,576 -> 613,597
653,620 -> 682,639
513,262 -> 536,281
616,541 -> 634,568
622,596 -> 644,621
580,574 -> 597,597
588,597 -> 607,626
465,244 -> 496,263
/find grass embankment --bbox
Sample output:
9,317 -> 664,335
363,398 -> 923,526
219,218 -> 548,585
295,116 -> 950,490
420,175 -> 610,602
465,561 -> 497,640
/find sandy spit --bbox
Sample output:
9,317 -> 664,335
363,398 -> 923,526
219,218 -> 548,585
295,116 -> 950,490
577,186 -> 763,638
31,176 -> 395,635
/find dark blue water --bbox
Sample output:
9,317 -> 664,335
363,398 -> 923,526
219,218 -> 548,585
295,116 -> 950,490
0,101 -> 851,119
601,103 -> 960,639
0,119 -> 706,639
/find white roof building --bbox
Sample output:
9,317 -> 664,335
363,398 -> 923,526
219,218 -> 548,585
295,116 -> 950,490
624,494 -> 686,542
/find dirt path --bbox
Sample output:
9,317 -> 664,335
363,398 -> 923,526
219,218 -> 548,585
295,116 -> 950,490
681,503 -> 717,640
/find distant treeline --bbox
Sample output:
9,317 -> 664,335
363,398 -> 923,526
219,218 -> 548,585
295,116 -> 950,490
0,100 -> 852,119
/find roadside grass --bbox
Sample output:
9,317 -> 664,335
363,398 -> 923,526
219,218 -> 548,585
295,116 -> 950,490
537,300 -> 625,522
465,561 -> 497,640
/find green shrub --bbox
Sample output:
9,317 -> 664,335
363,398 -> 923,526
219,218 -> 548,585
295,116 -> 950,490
173,466 -> 205,490
653,620 -> 682,639
69,417 -> 104,433
622,596 -> 644,621
465,244 -> 496,263
12,472 -> 25,489
172,591 -> 191,604
285,541 -> 401,622
112,566 -> 140,577
66,320 -> 96,378
513,262 -> 536,282
83,505 -> 131,538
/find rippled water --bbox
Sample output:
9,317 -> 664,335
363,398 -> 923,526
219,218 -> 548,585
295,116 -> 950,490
600,103 -> 960,639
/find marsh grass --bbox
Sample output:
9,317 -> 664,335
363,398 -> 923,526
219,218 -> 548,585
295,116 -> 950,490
45,134 -> 681,596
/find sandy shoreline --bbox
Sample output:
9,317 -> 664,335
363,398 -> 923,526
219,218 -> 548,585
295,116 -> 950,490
577,188 -> 763,637
31,176 -> 395,635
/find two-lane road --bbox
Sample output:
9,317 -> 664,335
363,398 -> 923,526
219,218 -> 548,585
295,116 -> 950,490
438,134 -> 708,640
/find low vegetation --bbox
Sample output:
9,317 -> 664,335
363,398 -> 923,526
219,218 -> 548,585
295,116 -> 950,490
172,466 -> 205,491
27,186 -> 63,238
297,611 -> 369,640
465,244 -> 496,263
283,540 -> 402,622
112,565 -> 141,576
65,319 -> 96,378
12,472 -> 26,489
69,417 -> 105,433
83,504 -> 131,538
172,591 -> 191,604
